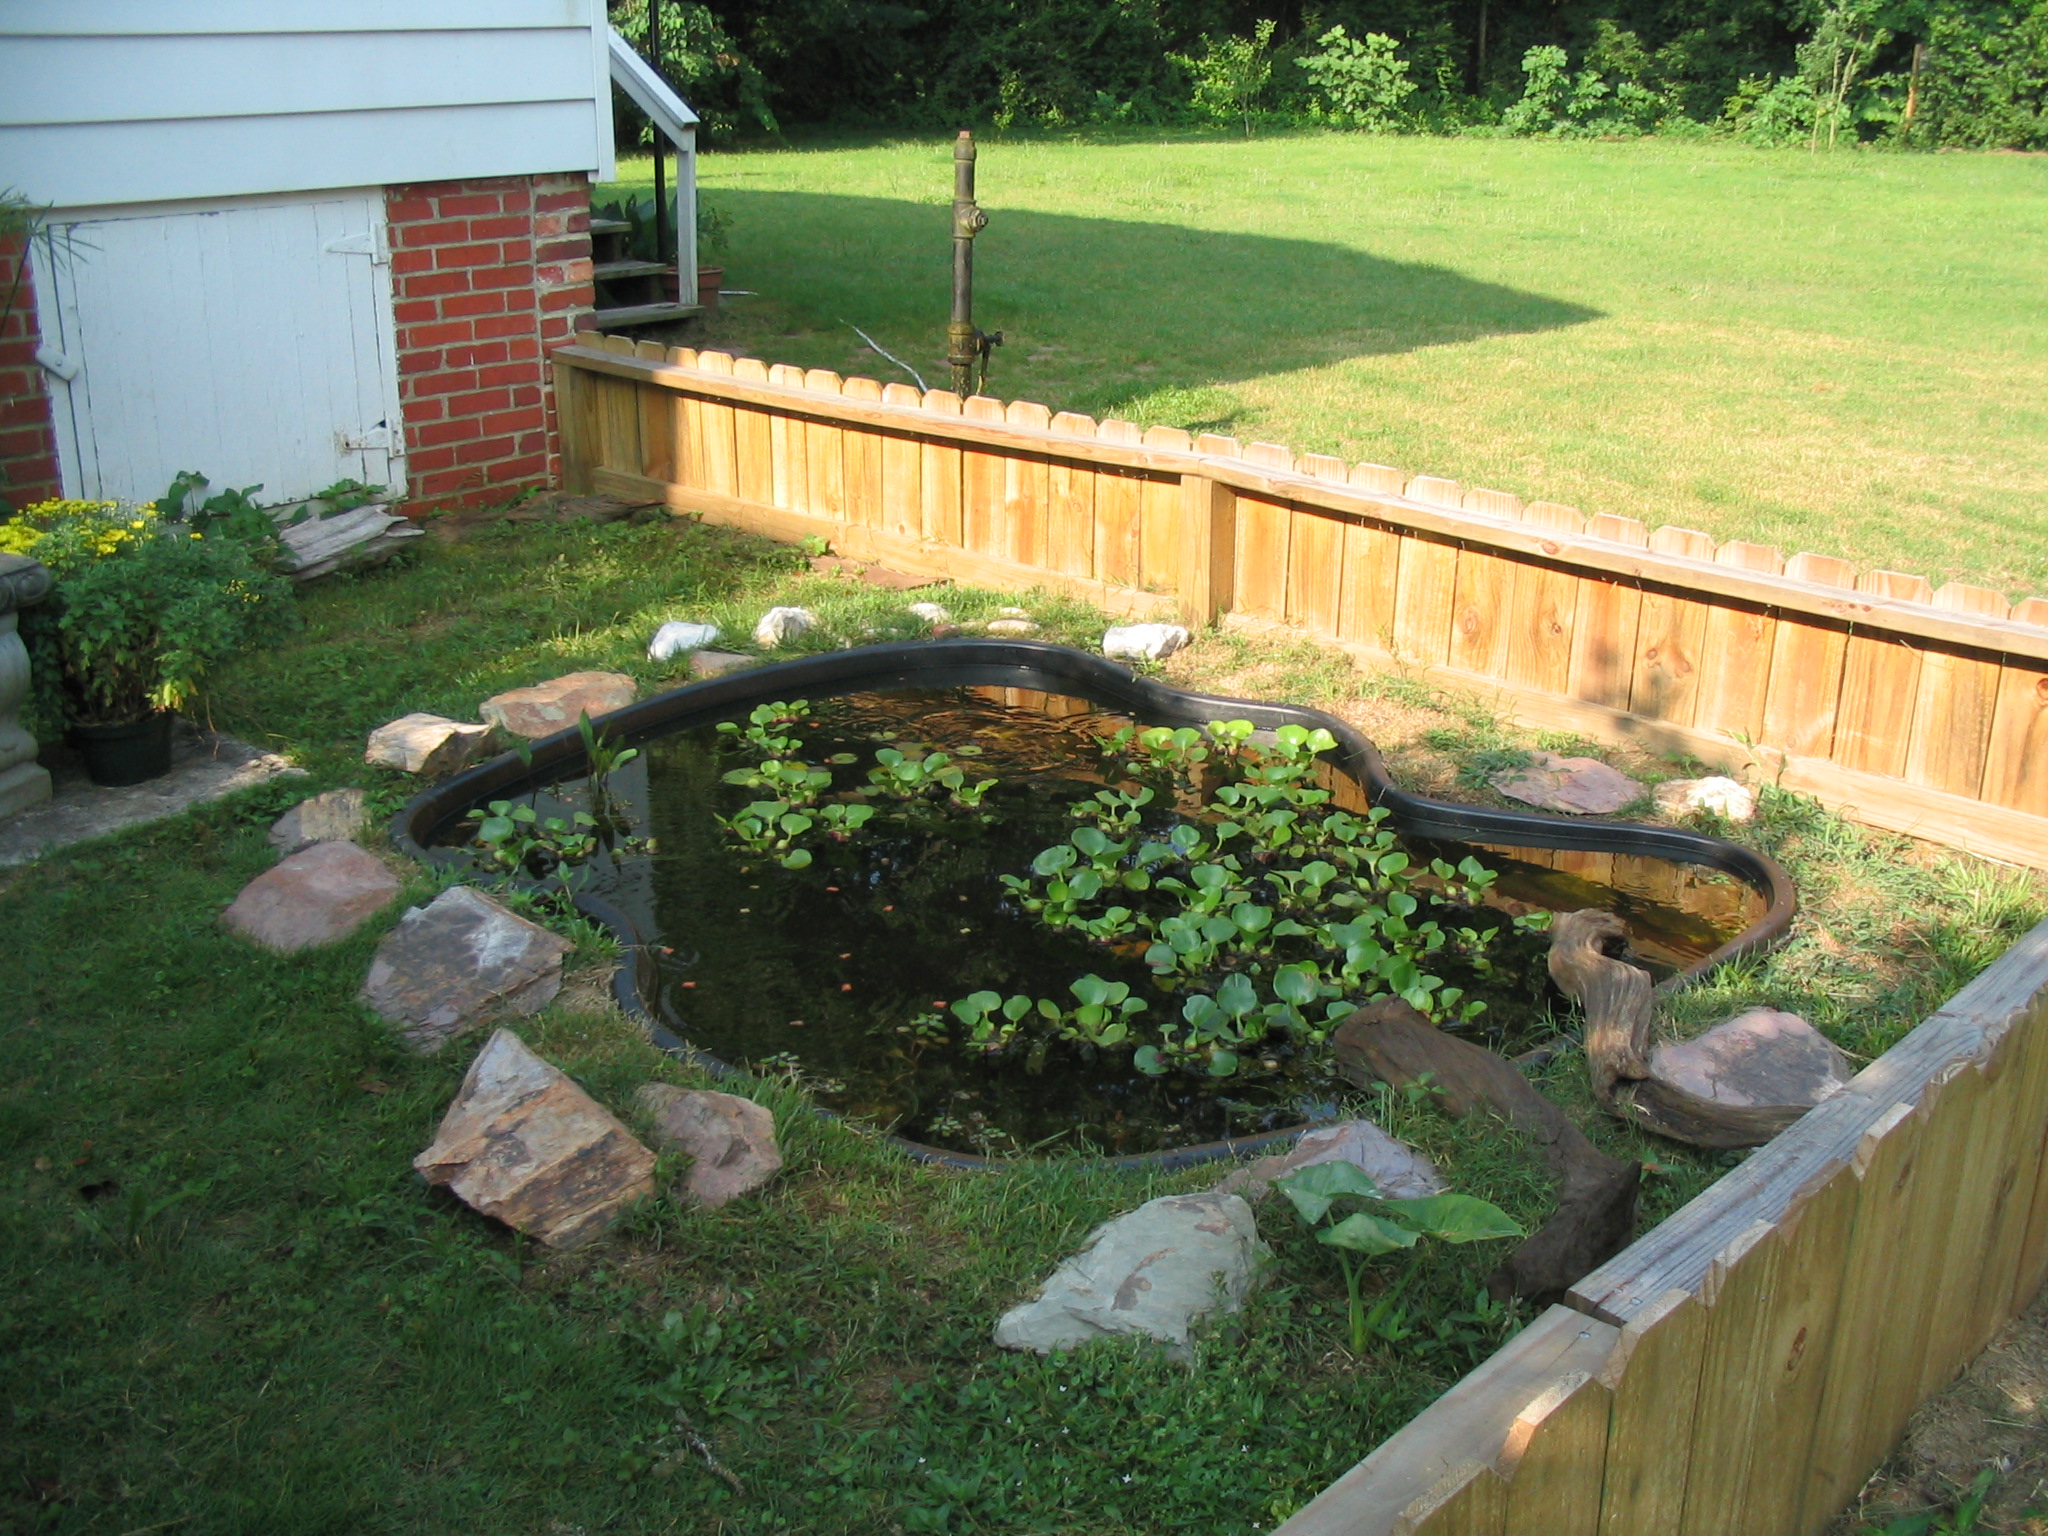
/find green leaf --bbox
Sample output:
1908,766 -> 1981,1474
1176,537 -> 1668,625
1070,974 -> 1111,1008
475,815 -> 514,843
780,848 -> 813,870
1273,963 -> 1319,1007
1275,1160 -> 1383,1225
952,991 -> 1000,1025
1380,1195 -> 1524,1244
1132,1045 -> 1165,1076
1216,973 -> 1258,1018
1318,1211 -> 1421,1255
1207,1048 -> 1238,1077
1071,826 -> 1109,858
1031,845 -> 1076,877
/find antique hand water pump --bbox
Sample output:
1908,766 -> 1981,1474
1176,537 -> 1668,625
947,130 -> 998,396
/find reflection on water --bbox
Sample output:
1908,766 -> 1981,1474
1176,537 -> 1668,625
430,686 -> 1760,1157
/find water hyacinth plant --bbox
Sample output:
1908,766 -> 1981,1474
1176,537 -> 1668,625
712,706 -> 1544,1086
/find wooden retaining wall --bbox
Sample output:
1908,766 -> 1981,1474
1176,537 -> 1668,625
1277,917 -> 2048,1536
553,335 -> 2048,868
552,337 -> 2048,1531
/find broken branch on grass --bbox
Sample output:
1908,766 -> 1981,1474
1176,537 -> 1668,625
843,322 -> 928,392
675,1409 -> 745,1495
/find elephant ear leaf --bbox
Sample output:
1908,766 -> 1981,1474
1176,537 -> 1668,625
1275,1160 -> 1382,1226
1318,1211 -> 1420,1255
1379,1194 -> 1523,1244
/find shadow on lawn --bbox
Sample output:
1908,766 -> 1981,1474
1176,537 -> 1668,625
700,189 -> 1602,423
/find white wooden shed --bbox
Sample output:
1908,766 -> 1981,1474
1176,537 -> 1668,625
0,1 -> 699,512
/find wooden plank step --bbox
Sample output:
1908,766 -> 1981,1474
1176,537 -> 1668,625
586,301 -> 704,330
593,259 -> 672,281
588,216 -> 630,235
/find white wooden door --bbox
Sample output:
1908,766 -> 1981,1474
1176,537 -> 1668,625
33,192 -> 404,506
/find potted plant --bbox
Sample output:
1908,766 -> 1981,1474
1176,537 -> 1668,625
2,498 -> 296,786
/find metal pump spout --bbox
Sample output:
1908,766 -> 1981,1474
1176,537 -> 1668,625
948,129 -> 989,397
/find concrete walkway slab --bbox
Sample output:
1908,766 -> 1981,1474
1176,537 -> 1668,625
0,721 -> 303,868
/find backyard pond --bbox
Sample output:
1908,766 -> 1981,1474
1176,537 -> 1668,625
409,649 -> 1775,1160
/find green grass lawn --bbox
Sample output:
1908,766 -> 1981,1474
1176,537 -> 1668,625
611,133 -> 2048,596
4,518 -> 2041,1534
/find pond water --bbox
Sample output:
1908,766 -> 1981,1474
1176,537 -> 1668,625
427,685 -> 1763,1158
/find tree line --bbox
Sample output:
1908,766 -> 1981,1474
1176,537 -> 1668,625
609,0 -> 2046,149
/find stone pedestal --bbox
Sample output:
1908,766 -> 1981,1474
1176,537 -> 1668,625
0,553 -> 53,819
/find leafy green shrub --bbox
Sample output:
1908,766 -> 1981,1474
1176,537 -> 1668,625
1919,0 -> 2048,148
1297,26 -> 1418,131
1173,19 -> 1278,135
12,498 -> 296,727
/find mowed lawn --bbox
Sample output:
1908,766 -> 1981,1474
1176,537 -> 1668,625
611,135 -> 2048,596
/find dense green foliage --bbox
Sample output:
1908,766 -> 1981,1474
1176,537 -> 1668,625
611,0 -> 2047,148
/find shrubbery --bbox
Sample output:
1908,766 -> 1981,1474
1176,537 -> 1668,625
614,0 -> 2047,150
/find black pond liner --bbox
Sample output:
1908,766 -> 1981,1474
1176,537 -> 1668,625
393,639 -> 1796,1171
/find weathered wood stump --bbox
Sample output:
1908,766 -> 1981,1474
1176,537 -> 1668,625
1547,907 -> 1813,1149
1332,998 -> 1641,1306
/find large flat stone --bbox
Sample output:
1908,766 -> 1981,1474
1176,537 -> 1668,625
269,787 -> 369,857
994,1191 -> 1268,1360
1650,1008 -> 1852,1109
365,713 -> 493,776
1491,751 -> 1645,815
479,671 -> 637,739
222,839 -> 400,952
359,884 -> 573,1052
415,1029 -> 655,1248
635,1084 -> 783,1206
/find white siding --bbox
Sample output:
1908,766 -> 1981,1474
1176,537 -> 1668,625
0,0 -> 614,209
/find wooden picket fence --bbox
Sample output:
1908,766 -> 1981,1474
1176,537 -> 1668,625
554,332 -> 2048,869
551,334 -> 2048,1532
1277,917 -> 2048,1536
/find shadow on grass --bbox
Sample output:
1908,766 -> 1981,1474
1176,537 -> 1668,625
686,189 -> 1602,424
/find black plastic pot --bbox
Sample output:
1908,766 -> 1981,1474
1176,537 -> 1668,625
73,711 -> 175,787
393,640 -> 1799,1168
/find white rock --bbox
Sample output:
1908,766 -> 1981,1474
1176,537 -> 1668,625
754,606 -> 817,647
269,787 -> 369,856
1653,775 -> 1757,823
1102,623 -> 1191,662
648,621 -> 721,661
994,1191 -> 1268,1360
908,602 -> 952,624
415,1029 -> 656,1248
985,619 -> 1039,637
997,606 -> 1031,618
365,713 -> 494,776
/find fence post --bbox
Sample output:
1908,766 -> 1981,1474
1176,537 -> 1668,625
1178,472 -> 1236,629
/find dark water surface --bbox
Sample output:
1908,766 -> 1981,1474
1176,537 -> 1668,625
431,686 -> 1762,1156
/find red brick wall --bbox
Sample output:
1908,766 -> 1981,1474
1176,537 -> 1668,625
386,171 -> 594,512
0,236 -> 62,512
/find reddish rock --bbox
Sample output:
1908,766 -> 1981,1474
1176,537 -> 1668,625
415,1029 -> 655,1248
221,839 -> 400,953
1216,1117 -> 1445,1203
635,1084 -> 783,1206
1490,751 -> 1645,815
359,884 -> 572,1052
1650,1008 -> 1852,1109
479,671 -> 636,739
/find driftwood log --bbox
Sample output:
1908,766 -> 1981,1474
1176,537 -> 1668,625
1547,908 -> 1809,1149
1332,998 -> 1640,1306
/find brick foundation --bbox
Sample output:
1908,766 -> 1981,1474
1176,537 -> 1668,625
0,237 -> 62,513
386,172 -> 594,512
